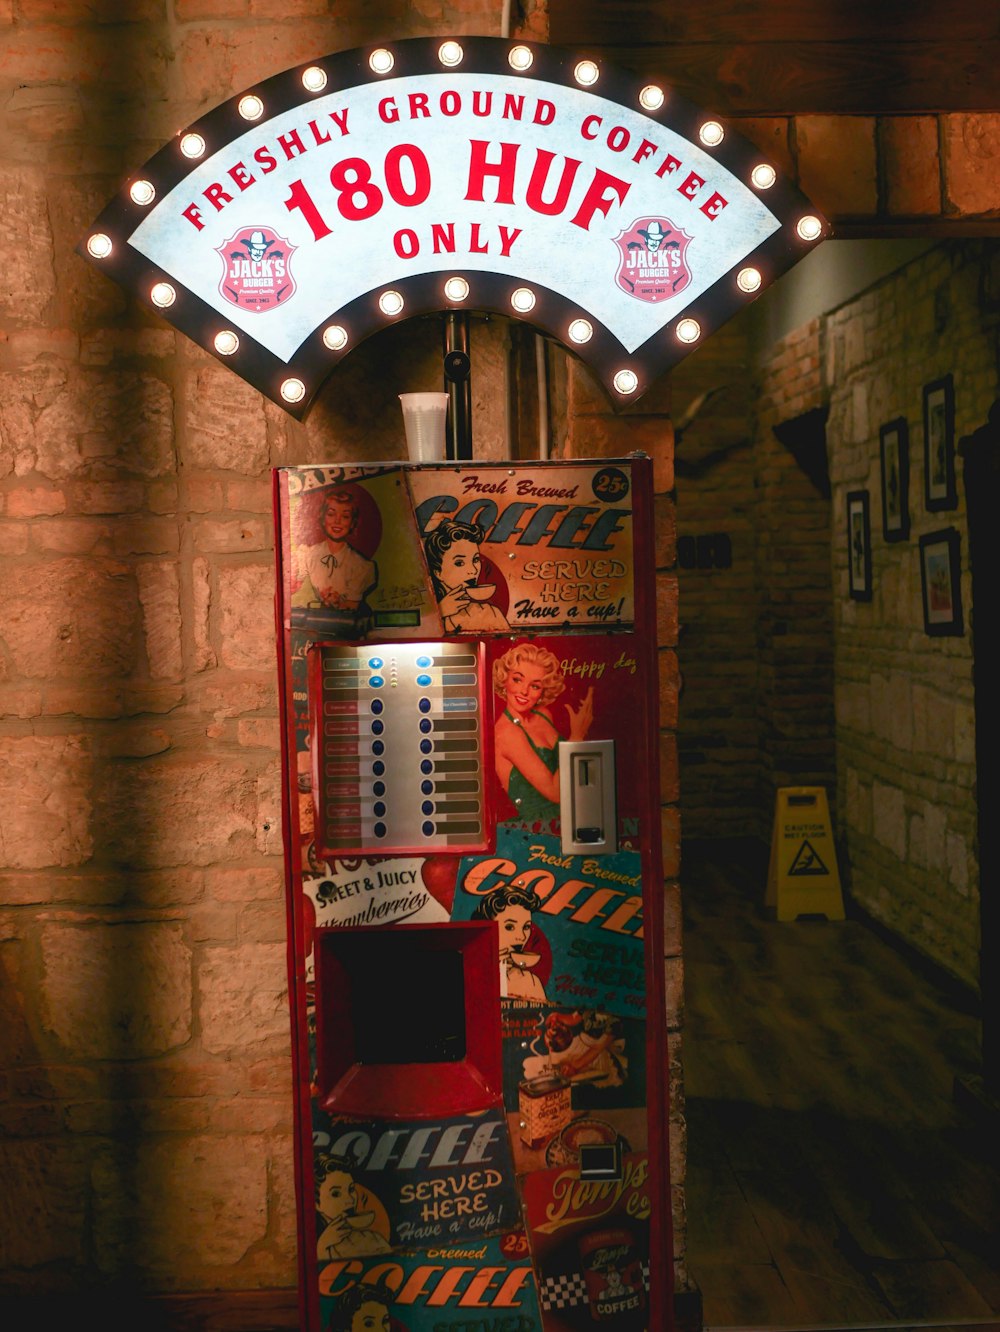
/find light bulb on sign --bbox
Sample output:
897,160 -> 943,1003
281,378 -> 306,404
751,163 -> 776,190
301,66 -> 328,93
699,121 -> 725,148
797,215 -> 823,242
574,60 -> 599,86
737,267 -> 762,294
510,288 -> 536,313
676,318 -> 701,344
444,276 -> 470,302
613,369 -> 638,395
378,289 -> 404,317
238,94 -> 264,121
639,85 -> 665,111
438,41 -> 463,67
87,232 -> 113,259
508,45 -> 533,71
129,179 -> 155,206
369,48 -> 394,74
214,330 -> 239,356
150,282 -> 176,308
323,325 -> 349,351
568,318 -> 593,344
180,132 -> 206,159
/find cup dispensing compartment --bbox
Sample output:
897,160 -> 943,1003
314,922 -> 502,1119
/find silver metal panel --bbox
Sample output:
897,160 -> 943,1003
315,641 -> 486,854
558,738 -> 618,856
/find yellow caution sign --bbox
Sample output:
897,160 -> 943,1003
766,787 -> 845,921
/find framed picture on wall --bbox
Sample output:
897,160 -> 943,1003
879,417 -> 910,542
847,490 -> 872,601
923,375 -> 956,511
919,528 -> 963,636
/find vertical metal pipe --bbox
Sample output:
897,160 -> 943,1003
444,312 -> 472,460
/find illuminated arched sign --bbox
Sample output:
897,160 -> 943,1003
80,37 -> 828,417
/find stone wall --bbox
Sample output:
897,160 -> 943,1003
0,0 -> 555,1299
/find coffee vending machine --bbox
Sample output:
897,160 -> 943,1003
274,454 -> 673,1332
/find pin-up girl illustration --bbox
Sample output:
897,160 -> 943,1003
293,484 -> 378,613
423,519 -> 510,633
473,883 -> 549,1002
328,1280 -> 401,1332
493,642 -> 593,824
315,1154 -> 391,1260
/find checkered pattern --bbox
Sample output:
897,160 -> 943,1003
539,1270 -> 589,1310
538,1263 -> 651,1311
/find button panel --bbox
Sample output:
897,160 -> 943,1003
311,641 -> 488,854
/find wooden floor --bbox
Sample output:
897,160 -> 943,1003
682,839 -> 999,1332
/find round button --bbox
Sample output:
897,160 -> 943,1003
368,657 -> 383,669
419,718 -> 432,734
372,740 -> 385,755
374,801 -> 386,817
371,719 -> 384,735
421,780 -> 433,795
369,675 -> 384,688
418,698 -> 431,713
420,739 -> 432,754
422,821 -> 435,836
370,699 -> 383,714
416,655 -> 432,668
374,822 -> 387,838
420,760 -> 433,774
373,760 -> 385,776
373,780 -> 386,797
422,800 -> 434,815
416,673 -> 432,687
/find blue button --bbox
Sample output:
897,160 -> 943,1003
373,760 -> 385,776
371,719 -> 384,735
371,699 -> 383,714
373,781 -> 386,797
416,655 -> 432,668
374,801 -> 386,817
421,780 -> 433,795
372,740 -> 385,755
422,821 -> 435,837
419,718 -> 432,733
420,760 -> 433,775
368,657 -> 383,670
374,822 -> 387,838
370,675 -> 384,688
422,800 -> 434,815
420,739 -> 432,754
418,698 -> 431,713
416,673 -> 432,687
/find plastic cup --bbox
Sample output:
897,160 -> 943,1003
399,392 -> 449,462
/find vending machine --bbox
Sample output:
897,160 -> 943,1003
274,454 -> 672,1332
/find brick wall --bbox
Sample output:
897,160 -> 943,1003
827,243 -> 992,988
675,241 -> 990,989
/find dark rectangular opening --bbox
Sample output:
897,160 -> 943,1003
350,947 -> 466,1064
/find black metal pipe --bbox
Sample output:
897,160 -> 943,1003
444,312 -> 472,460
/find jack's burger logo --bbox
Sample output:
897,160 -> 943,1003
217,225 -> 297,312
614,217 -> 691,303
